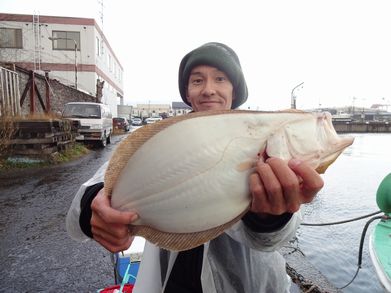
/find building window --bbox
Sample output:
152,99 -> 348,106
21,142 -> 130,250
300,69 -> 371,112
0,28 -> 23,48
109,54 -> 112,72
96,37 -> 100,56
52,31 -> 80,50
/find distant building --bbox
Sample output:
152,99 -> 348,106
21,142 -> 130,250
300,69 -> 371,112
132,103 -> 171,118
314,106 -> 391,122
129,102 -> 192,118
117,105 -> 133,119
0,13 -> 123,116
172,101 -> 192,116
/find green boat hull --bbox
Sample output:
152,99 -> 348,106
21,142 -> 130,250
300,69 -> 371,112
369,214 -> 391,292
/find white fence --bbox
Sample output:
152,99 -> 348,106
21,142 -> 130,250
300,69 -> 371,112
0,66 -> 21,116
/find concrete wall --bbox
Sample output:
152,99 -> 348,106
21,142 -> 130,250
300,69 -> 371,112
333,121 -> 391,133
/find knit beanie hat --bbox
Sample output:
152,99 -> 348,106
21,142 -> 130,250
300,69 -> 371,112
178,42 -> 248,109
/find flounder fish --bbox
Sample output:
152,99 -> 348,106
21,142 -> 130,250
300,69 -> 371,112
104,110 -> 354,251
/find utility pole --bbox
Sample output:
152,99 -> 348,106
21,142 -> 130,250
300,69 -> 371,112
352,96 -> 356,116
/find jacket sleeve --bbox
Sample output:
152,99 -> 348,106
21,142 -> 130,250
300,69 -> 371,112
242,211 -> 293,233
65,161 -> 108,241
224,210 -> 302,251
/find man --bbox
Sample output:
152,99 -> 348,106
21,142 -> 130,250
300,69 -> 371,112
66,42 -> 323,292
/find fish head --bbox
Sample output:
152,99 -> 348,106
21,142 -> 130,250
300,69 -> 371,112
265,112 -> 354,174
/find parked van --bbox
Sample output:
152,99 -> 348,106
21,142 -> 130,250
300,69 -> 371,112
62,102 -> 113,147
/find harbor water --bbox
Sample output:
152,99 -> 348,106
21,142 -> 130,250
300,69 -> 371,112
298,133 -> 391,292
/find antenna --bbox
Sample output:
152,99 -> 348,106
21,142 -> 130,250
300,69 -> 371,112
97,0 -> 104,29
32,11 -> 42,71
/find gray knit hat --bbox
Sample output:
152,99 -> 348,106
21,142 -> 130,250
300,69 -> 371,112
178,42 -> 248,109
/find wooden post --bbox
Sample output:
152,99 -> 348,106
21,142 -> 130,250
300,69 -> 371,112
45,71 -> 50,113
15,72 -> 21,115
30,71 -> 35,114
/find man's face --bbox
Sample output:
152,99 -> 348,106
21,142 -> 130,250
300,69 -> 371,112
186,65 -> 234,112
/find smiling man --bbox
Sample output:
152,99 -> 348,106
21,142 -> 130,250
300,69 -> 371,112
66,42 -> 323,293
179,42 -> 248,112
185,65 -> 234,111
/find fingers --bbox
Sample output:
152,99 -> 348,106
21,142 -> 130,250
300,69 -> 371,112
91,211 -> 131,239
91,189 -> 138,225
250,164 -> 285,214
263,158 -> 301,213
90,188 -> 139,253
93,233 -> 134,253
250,157 -> 322,215
249,173 -> 269,213
91,218 -> 134,253
288,159 -> 324,202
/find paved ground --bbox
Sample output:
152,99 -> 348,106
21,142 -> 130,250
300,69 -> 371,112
0,134 -> 128,292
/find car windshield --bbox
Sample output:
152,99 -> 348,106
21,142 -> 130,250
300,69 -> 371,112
62,104 -> 101,118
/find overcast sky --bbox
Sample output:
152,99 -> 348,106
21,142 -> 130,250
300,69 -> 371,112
2,0 -> 390,110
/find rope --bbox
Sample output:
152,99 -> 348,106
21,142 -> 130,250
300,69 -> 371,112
302,212 -> 390,289
301,210 -> 382,226
337,215 -> 387,289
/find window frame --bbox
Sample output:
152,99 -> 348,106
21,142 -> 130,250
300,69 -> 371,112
51,31 -> 80,51
0,28 -> 23,48
96,37 -> 100,56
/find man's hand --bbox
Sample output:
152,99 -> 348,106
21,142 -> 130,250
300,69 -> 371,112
249,157 -> 324,216
90,189 -> 139,253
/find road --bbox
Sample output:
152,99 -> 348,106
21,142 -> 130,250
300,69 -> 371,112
0,133 -> 130,292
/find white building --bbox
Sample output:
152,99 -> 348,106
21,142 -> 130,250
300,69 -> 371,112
130,102 -> 192,118
0,13 -> 123,116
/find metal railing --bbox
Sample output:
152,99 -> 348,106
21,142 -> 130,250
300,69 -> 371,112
0,66 -> 21,116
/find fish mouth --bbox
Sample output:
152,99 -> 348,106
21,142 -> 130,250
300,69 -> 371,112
316,136 -> 355,173
258,149 -> 270,161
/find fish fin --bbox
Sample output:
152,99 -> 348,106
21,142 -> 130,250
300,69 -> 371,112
315,154 -> 341,174
236,160 -> 256,172
132,209 -> 248,251
277,109 -> 307,113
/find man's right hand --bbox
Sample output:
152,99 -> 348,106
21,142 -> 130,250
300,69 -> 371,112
90,189 -> 139,253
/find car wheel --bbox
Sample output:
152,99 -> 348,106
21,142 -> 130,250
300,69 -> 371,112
99,133 -> 107,147
106,132 -> 111,144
